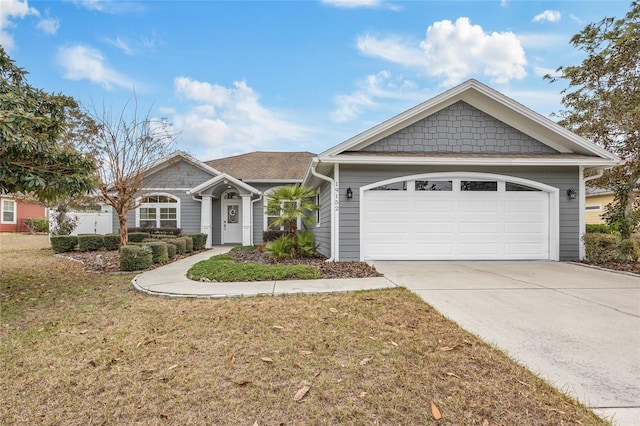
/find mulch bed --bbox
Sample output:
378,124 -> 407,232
573,259 -> 640,275
59,248 -> 383,279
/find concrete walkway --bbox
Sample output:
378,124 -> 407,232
132,247 -> 396,298
373,261 -> 640,426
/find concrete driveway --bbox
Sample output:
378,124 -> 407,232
373,261 -> 640,426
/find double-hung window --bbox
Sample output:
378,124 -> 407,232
138,194 -> 179,228
1,199 -> 16,224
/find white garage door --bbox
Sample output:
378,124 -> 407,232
361,175 -> 553,261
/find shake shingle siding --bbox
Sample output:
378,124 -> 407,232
337,164 -> 580,261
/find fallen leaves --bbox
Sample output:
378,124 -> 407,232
293,386 -> 310,402
260,357 -> 274,363
359,357 -> 371,366
430,401 -> 442,420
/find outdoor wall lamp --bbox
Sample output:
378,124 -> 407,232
566,188 -> 577,200
346,187 -> 353,199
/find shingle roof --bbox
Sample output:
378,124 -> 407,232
205,151 -> 316,181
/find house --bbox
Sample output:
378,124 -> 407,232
112,79 -> 618,261
585,187 -> 613,225
0,195 -> 46,233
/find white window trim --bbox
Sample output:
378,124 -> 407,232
315,192 -> 321,227
1,199 -> 17,224
135,193 -> 181,228
263,187 -> 302,231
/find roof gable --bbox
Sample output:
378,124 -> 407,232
144,151 -> 221,181
205,151 -> 315,181
319,79 -> 618,162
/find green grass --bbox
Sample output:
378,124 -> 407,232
230,245 -> 258,252
187,254 -> 321,281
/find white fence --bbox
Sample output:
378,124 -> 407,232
49,206 -> 113,235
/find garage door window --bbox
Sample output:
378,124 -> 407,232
370,181 -> 407,191
506,182 -> 541,192
415,180 -> 452,191
461,181 -> 497,191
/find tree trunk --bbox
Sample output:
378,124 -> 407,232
119,212 -> 128,247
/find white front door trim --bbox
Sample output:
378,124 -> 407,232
359,172 -> 559,261
221,194 -> 243,244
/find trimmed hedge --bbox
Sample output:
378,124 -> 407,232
264,229 -> 287,242
103,234 -> 121,250
172,238 -> 186,254
143,241 -> 169,264
583,233 -> 622,262
165,242 -> 177,258
50,235 -> 78,254
120,245 -> 153,271
183,233 -> 207,250
176,236 -> 193,253
78,234 -> 104,252
128,227 -> 181,236
128,232 -> 150,243
585,223 -> 617,234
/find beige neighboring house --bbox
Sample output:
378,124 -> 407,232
585,187 -> 614,224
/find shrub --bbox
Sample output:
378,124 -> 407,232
50,235 -> 78,254
127,227 -> 181,236
620,239 -> 640,262
24,217 -> 49,233
585,223 -> 617,234
128,232 -> 150,243
582,233 -> 620,262
166,242 -> 177,258
183,233 -> 207,250
296,230 -> 319,257
172,238 -> 186,254
143,241 -> 169,264
265,234 -> 295,259
177,236 -> 193,253
50,203 -> 78,235
120,245 -> 153,271
78,234 -> 104,252
103,234 -> 120,251
263,229 -> 287,242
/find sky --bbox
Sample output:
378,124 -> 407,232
1,0 -> 633,161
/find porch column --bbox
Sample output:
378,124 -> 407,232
200,195 -> 213,248
241,195 -> 251,246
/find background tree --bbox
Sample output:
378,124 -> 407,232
83,100 -> 177,246
546,2 -> 640,238
0,47 -> 96,203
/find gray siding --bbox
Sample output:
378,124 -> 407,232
337,164 -> 579,261
250,183 -> 279,245
363,101 -> 558,154
311,181 -> 332,258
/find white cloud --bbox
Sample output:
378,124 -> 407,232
516,33 -> 568,49
0,0 -> 38,51
70,0 -> 144,14
322,0 -> 401,10
56,44 -> 135,90
533,65 -> 558,78
171,77 -> 311,158
500,0 -> 509,7
36,17 -> 60,34
569,14 -> 584,24
358,17 -> 527,85
331,71 -> 426,122
105,36 -> 134,55
104,32 -> 159,55
532,10 -> 561,23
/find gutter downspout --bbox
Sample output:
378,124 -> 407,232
310,159 -> 335,262
580,168 -> 605,259
250,192 -> 263,246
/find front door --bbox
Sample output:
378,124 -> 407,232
222,201 -> 242,243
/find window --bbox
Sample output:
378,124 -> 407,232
506,182 -> 541,192
586,204 -> 602,211
415,180 -> 452,191
137,194 -> 179,228
315,193 -> 321,225
461,181 -> 497,191
1,199 -> 16,223
370,181 -> 407,191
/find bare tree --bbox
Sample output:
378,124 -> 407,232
85,99 -> 177,246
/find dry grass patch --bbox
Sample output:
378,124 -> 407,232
0,235 -> 609,425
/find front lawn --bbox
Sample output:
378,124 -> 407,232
0,234 -> 610,425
